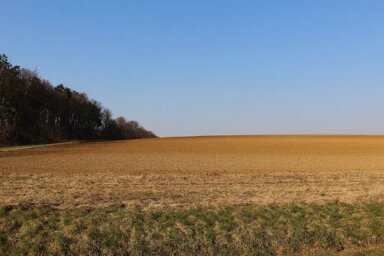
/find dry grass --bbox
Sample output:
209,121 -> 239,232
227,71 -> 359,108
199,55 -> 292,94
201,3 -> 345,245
2,202 -> 384,255
2,135 -> 384,209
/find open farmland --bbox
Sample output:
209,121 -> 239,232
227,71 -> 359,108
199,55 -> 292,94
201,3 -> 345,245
2,135 -> 384,208
2,135 -> 384,255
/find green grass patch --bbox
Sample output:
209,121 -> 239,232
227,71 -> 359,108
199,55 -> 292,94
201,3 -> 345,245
0,202 -> 384,255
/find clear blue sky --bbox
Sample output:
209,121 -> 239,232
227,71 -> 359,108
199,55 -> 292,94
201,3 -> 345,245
1,1 -> 384,136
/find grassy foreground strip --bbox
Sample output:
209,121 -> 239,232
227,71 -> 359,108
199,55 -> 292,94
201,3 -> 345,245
1,203 -> 384,255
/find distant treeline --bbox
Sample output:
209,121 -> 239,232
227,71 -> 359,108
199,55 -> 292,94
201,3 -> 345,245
0,54 -> 156,146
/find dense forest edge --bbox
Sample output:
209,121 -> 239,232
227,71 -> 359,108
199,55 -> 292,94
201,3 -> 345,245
0,54 -> 156,146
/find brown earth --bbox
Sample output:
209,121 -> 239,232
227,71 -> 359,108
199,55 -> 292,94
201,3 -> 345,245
1,135 -> 384,209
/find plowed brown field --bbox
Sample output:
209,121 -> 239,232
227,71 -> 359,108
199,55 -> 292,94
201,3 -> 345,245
2,135 -> 384,208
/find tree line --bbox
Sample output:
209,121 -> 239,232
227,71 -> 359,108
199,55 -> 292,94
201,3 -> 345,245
0,54 -> 156,146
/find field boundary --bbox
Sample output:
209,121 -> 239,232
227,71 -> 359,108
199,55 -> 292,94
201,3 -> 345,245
0,141 -> 76,152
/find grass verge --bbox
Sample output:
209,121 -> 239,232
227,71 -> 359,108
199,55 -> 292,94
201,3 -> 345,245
1,202 -> 384,255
